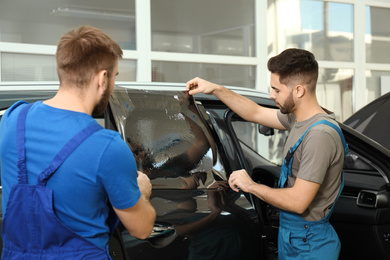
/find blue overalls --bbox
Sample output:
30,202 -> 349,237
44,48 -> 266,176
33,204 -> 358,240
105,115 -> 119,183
277,120 -> 348,260
1,103 -> 118,259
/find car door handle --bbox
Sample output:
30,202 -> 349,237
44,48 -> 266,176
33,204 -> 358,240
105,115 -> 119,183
146,222 -> 177,248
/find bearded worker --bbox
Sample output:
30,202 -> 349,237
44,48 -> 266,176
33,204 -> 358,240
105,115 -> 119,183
186,48 -> 348,260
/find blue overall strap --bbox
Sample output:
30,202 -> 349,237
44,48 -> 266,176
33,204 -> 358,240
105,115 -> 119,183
16,103 -> 34,184
277,119 -> 348,188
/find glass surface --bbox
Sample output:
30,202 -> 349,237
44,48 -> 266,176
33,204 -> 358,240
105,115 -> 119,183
151,0 -> 256,56
1,53 -> 137,82
366,6 -> 390,64
117,59 -> 137,81
1,53 -> 57,81
152,61 -> 256,89
344,150 -> 375,171
267,0 -> 354,62
109,88 -> 223,184
0,0 -> 136,50
365,70 -> 390,103
232,121 -> 287,166
317,68 -> 354,122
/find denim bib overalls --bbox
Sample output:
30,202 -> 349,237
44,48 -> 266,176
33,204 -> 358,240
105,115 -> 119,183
1,103 -> 119,259
277,120 -> 348,260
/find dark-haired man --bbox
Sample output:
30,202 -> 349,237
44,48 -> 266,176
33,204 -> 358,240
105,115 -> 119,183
186,48 -> 348,260
0,26 -> 156,259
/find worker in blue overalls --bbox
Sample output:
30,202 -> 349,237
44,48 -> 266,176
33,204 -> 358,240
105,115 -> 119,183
187,48 -> 347,260
0,26 -> 156,259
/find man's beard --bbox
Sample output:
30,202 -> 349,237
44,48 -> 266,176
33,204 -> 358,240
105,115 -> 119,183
92,84 -> 111,116
279,90 -> 295,114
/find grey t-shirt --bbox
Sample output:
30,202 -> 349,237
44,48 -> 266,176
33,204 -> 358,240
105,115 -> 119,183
277,110 -> 345,221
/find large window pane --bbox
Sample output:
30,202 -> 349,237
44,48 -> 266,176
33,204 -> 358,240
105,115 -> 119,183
267,0 -> 354,62
117,59 -> 137,81
1,53 -> 57,81
366,6 -> 390,64
151,0 -> 255,56
1,53 -> 136,82
152,61 -> 255,89
0,0 -> 136,50
317,68 -> 354,121
365,70 -> 390,103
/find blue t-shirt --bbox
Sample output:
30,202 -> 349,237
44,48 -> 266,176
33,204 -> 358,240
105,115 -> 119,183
0,101 -> 141,248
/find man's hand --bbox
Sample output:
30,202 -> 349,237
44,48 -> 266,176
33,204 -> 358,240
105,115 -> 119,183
207,181 -> 229,212
137,171 -> 152,199
186,77 -> 223,96
229,169 -> 321,215
114,171 -> 156,240
228,169 -> 255,193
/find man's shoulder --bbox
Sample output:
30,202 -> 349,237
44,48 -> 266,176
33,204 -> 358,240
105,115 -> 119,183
305,116 -> 344,149
94,128 -> 122,140
307,113 -> 339,130
277,111 -> 296,130
313,115 -> 340,132
3,101 -> 29,118
89,128 -> 130,153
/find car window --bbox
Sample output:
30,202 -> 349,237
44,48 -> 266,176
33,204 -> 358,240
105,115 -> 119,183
232,121 -> 287,166
199,105 -> 287,167
344,150 -> 375,171
109,88 -> 228,188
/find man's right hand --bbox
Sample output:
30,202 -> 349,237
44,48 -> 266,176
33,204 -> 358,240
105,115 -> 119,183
114,171 -> 156,240
137,171 -> 152,200
186,77 -> 223,96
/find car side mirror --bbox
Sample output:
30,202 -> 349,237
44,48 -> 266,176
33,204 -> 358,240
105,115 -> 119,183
258,125 -> 274,136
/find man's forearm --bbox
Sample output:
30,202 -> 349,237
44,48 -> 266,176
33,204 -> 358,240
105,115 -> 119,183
212,86 -> 262,123
247,183 -> 300,213
114,195 -> 156,240
140,194 -> 157,227
186,77 -> 284,129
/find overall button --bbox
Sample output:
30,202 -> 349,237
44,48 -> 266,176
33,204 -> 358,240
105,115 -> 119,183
304,224 -> 308,229
303,238 -> 307,243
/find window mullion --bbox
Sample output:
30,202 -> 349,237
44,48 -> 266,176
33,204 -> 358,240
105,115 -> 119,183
135,0 -> 151,82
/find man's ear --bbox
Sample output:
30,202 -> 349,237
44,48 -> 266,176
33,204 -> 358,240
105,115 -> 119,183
97,70 -> 108,91
295,84 -> 306,98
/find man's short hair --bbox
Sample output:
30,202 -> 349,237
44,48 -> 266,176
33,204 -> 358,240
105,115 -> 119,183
56,26 -> 123,88
267,48 -> 319,92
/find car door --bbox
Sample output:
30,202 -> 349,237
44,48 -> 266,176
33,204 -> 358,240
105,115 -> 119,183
106,87 -> 265,260
332,125 -> 390,260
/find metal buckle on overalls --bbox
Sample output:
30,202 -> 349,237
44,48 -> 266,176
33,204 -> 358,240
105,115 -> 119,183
284,148 -> 293,163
